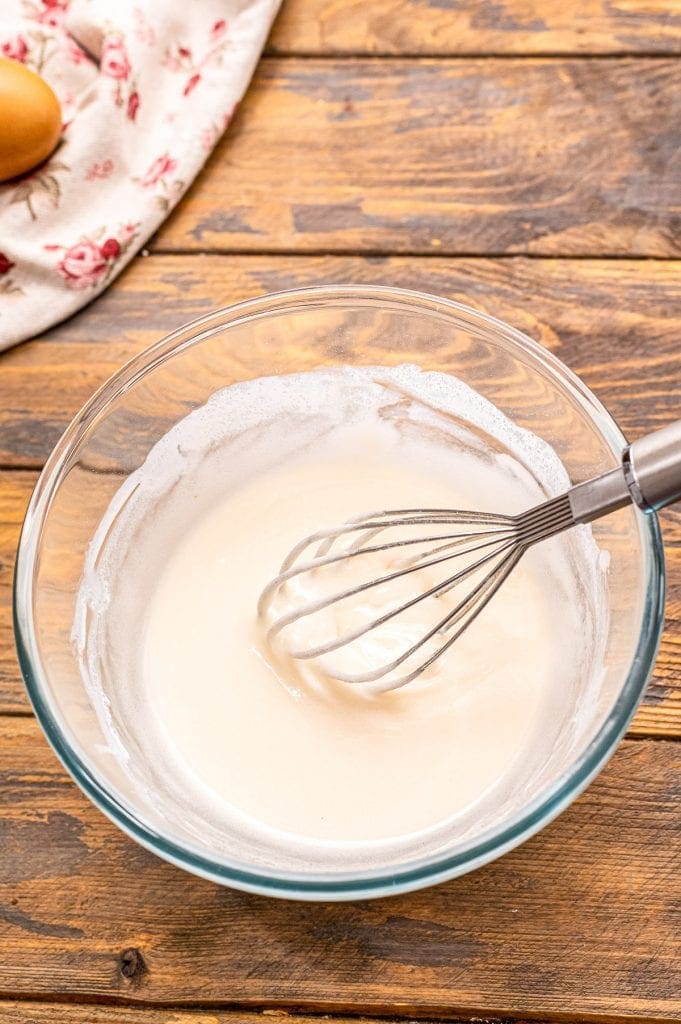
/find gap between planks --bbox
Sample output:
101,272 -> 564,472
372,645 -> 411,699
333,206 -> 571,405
263,51 -> 681,59
147,249 -> 681,262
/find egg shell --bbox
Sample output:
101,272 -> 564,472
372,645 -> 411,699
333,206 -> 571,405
0,57 -> 62,182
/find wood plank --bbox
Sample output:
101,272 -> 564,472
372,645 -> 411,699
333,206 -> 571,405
153,58 -> 681,256
0,472 -> 32,715
0,1007 -> 516,1024
0,1010 -> 278,1024
1,254 -> 679,467
0,718 -> 679,1017
3,465 -> 680,733
267,0 -> 681,56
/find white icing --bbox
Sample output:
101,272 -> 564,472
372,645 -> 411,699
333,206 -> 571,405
72,365 -> 608,871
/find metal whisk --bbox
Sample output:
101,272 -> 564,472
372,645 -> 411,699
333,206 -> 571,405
258,422 -> 681,691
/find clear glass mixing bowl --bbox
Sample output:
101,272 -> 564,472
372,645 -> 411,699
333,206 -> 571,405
14,286 -> 665,899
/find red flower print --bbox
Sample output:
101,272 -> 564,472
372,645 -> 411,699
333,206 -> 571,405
0,253 -> 15,275
36,0 -> 68,28
101,36 -> 130,81
65,36 -> 87,65
57,240 -> 108,290
1,35 -> 28,63
164,22 -> 229,93
184,73 -> 201,96
48,223 -> 138,289
141,153 -> 177,187
85,159 -> 114,182
100,238 -> 121,260
127,91 -> 140,121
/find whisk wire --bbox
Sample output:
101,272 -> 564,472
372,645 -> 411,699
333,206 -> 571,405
284,536 -> 519,662
260,495 -> 577,690
327,544 -> 524,688
266,530 -> 520,646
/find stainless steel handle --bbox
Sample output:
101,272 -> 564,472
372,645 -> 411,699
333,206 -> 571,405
625,420 -> 681,511
568,419 -> 681,525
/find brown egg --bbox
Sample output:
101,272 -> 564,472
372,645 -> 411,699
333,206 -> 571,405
0,57 -> 62,182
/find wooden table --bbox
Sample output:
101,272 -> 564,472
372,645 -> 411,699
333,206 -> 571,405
2,1 -> 681,1020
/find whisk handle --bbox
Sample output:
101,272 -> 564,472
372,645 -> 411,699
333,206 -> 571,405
569,420 -> 681,524
625,420 -> 681,512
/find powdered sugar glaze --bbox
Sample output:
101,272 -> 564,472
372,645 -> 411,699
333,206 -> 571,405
73,365 -> 608,871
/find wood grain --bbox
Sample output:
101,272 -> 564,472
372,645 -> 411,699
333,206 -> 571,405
153,58 -> 681,257
2,0 -> 680,1012
0,718 -> 679,1017
267,0 -> 681,55
0,1007 -> 494,1024
0,1010 -> 294,1024
2,254 -> 679,468
0,473 -> 30,714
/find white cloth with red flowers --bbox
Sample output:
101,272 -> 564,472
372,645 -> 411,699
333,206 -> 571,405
0,0 -> 280,350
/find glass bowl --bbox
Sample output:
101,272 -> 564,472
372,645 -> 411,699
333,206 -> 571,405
14,286 -> 665,900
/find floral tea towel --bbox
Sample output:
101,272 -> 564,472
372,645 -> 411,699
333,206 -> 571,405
0,0 -> 281,350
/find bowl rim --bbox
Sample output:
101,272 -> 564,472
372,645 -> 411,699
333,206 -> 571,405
13,284 -> 666,900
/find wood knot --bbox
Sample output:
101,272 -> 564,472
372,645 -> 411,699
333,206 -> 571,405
118,947 -> 147,986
